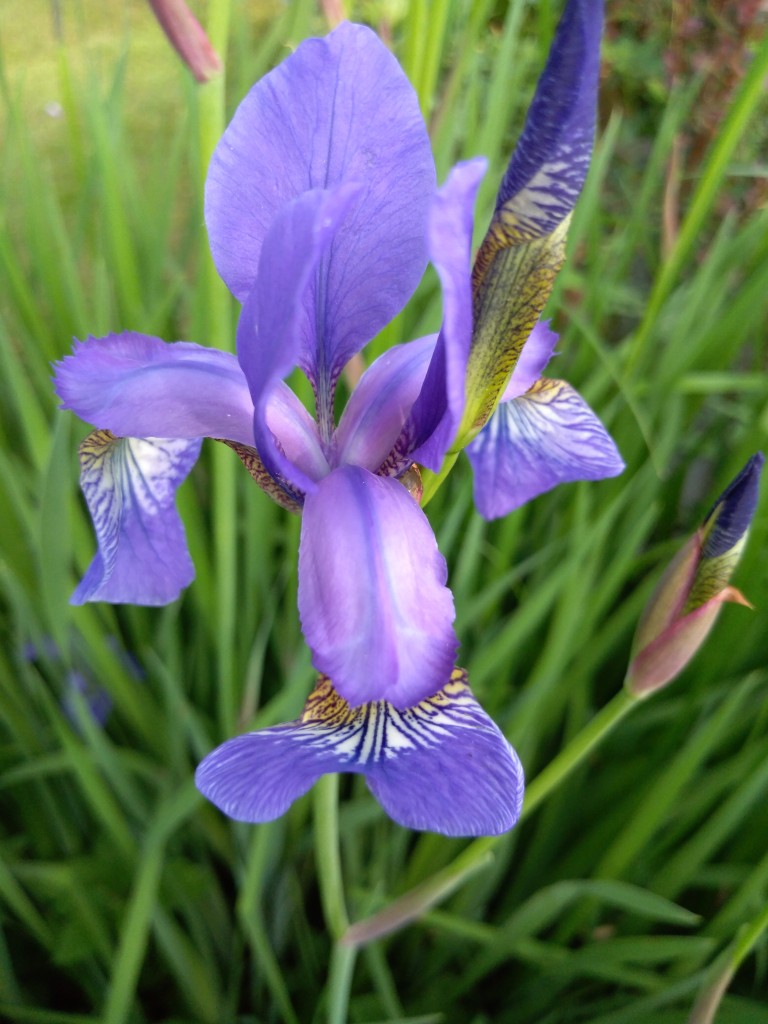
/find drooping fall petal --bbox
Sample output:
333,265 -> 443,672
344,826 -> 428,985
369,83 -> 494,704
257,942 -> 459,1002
466,377 -> 624,520
195,671 -> 524,837
54,333 -> 256,445
72,430 -> 200,605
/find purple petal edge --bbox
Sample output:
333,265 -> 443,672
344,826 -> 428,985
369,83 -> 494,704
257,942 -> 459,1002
73,432 -> 200,605
467,378 -> 624,519
298,466 -> 457,708
54,333 -> 256,445
196,672 -> 525,837
385,159 -> 486,474
205,23 -> 436,377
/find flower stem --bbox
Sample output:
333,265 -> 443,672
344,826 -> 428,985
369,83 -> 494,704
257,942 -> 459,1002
326,943 -> 357,1024
420,451 -> 459,507
688,901 -> 768,1024
197,0 -> 238,735
314,775 -> 349,938
314,775 -> 354,1023
343,688 -> 639,945
522,687 -> 637,817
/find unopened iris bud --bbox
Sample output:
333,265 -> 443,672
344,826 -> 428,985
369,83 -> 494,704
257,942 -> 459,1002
626,453 -> 763,697
148,0 -> 222,83
458,0 -> 604,443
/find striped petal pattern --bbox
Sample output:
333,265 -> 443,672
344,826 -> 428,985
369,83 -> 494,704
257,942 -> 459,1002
461,0 -> 604,439
467,378 -> 624,519
72,430 -> 200,605
195,670 -> 524,837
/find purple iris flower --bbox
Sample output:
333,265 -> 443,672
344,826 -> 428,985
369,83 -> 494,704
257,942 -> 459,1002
55,0 -> 621,834
197,670 -> 524,837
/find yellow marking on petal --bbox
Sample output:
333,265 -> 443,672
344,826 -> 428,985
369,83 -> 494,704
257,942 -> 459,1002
399,463 -> 424,504
294,670 -> 475,766
218,438 -> 301,513
79,428 -> 117,455
458,215 -> 571,445
301,677 -> 359,725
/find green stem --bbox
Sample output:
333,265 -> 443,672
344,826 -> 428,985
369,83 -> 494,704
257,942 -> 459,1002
198,0 -> 237,735
522,688 -> 637,817
326,943 -> 357,1024
314,776 -> 354,1024
420,451 -> 459,508
343,688 -> 639,945
314,775 -> 349,939
688,902 -> 768,1024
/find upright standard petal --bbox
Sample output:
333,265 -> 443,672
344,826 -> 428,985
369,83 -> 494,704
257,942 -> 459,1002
404,159 -> 487,472
298,466 -> 457,709
462,0 -> 604,438
206,22 -> 435,386
72,430 -> 200,605
334,335 -> 436,472
379,159 -> 486,477
236,186 -> 360,494
466,378 -> 624,520
195,671 -> 524,837
54,333 -> 256,445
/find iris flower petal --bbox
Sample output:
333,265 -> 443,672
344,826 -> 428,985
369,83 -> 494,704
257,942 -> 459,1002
335,335 -> 436,472
464,0 -> 603,436
696,451 -> 764,565
73,430 -> 200,605
236,186 -> 361,494
298,465 -> 457,708
366,669 -> 525,836
206,22 -> 435,389
467,378 -> 624,519
54,333 -> 255,444
195,671 -> 524,837
501,321 -> 559,401
383,159 -> 486,475
264,382 -> 330,483
490,0 -> 603,243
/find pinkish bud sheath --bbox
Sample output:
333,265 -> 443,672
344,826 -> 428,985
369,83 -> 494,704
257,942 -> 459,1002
148,0 -> 222,83
627,587 -> 749,696
626,454 -> 762,698
630,532 -> 701,659
320,0 -> 346,28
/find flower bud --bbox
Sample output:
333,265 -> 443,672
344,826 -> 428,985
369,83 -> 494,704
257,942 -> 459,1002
148,0 -> 222,83
626,453 -> 763,696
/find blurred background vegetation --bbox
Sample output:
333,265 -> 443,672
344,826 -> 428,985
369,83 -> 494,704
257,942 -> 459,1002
1,1 -> 767,1022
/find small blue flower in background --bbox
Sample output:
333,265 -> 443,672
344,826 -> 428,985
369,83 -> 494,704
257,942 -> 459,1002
62,670 -> 114,731
55,0 -> 620,834
23,637 -> 142,732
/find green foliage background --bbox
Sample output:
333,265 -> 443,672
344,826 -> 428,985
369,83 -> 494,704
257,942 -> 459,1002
0,1 -> 767,1022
